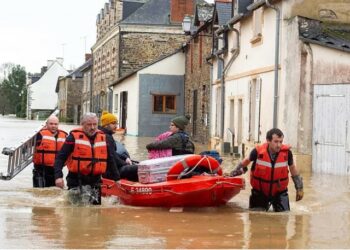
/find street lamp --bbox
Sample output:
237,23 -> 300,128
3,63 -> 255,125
182,15 -> 192,34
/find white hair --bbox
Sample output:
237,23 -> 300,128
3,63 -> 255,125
80,112 -> 98,124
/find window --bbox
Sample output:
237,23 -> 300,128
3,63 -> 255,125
249,78 -> 262,142
153,95 -> 176,113
114,94 -> 119,113
251,6 -> 263,45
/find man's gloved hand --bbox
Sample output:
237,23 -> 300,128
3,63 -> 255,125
230,163 -> 248,177
292,174 -> 304,201
296,189 -> 304,201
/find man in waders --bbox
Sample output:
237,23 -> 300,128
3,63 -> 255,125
54,113 -> 120,205
230,128 -> 304,212
33,115 -> 67,187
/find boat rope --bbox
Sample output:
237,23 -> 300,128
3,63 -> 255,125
163,180 -> 243,196
177,156 -> 215,179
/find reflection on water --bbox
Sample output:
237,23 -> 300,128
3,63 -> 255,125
0,117 -> 350,248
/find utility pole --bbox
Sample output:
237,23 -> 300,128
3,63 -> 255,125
61,43 -> 66,60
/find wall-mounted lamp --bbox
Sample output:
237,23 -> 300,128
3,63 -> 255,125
182,15 -> 192,34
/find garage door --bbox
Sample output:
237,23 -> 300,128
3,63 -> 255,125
313,84 -> 350,175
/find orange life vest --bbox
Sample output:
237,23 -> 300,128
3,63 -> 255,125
250,143 -> 290,197
33,129 -> 67,167
67,128 -> 108,176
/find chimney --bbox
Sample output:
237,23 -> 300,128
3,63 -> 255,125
56,57 -> 64,65
170,0 -> 195,24
41,66 -> 48,75
85,54 -> 92,61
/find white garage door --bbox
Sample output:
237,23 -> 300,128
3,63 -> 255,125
313,84 -> 350,175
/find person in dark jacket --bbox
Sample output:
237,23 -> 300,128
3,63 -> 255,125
146,115 -> 195,155
99,111 -> 138,182
54,112 -> 120,205
33,115 -> 67,188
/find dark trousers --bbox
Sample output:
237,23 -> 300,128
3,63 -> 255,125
33,165 -> 55,188
66,173 -> 102,205
120,164 -> 139,182
249,189 -> 290,212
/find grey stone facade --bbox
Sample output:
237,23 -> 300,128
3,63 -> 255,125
57,77 -> 83,124
184,19 -> 213,144
120,32 -> 186,77
91,0 -> 194,113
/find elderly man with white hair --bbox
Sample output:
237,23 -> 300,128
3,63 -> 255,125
33,115 -> 67,188
54,113 -> 120,205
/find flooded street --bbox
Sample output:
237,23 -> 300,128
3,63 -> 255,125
0,117 -> 350,248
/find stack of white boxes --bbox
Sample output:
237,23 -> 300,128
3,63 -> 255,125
137,155 -> 191,184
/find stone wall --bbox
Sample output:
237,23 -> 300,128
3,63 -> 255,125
96,0 -> 122,40
92,33 -> 119,111
67,78 -> 83,122
184,32 -> 213,144
120,32 -> 186,77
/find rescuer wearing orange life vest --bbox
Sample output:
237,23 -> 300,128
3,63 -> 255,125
54,112 -> 120,205
230,128 -> 304,212
33,115 -> 67,188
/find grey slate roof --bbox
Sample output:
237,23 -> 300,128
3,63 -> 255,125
194,3 -> 214,25
122,0 -> 147,20
215,1 -> 232,25
299,16 -> 350,53
121,0 -> 171,25
79,58 -> 93,73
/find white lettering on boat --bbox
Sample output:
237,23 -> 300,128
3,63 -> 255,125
130,187 -> 153,194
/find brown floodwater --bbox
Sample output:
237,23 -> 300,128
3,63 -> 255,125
0,116 -> 349,249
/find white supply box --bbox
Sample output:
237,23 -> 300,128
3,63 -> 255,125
138,155 -> 192,184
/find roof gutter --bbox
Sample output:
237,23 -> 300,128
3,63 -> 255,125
247,0 -> 266,12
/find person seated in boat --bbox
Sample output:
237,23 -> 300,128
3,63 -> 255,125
147,131 -> 173,159
99,111 -> 138,182
146,115 -> 195,157
33,115 -> 67,188
230,128 -> 304,212
99,111 -> 132,164
54,112 -> 120,205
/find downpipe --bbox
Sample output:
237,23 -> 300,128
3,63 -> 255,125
266,0 -> 281,128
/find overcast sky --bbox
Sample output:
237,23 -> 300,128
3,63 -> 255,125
0,0 -> 214,74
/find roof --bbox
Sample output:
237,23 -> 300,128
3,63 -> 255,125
215,1 -> 232,25
110,48 -> 184,87
55,60 -> 87,92
194,3 -> 214,26
298,16 -> 350,53
79,58 -> 93,73
122,0 -> 147,20
121,0 -> 172,25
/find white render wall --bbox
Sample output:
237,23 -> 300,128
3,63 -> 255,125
112,74 -> 139,135
141,52 -> 185,75
29,61 -> 68,110
216,5 -> 284,147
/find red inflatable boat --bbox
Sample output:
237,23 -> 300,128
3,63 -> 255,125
101,175 -> 245,207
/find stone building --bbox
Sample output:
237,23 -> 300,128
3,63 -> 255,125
183,3 -> 215,144
81,56 -> 93,114
55,64 -> 85,124
91,0 -> 203,115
